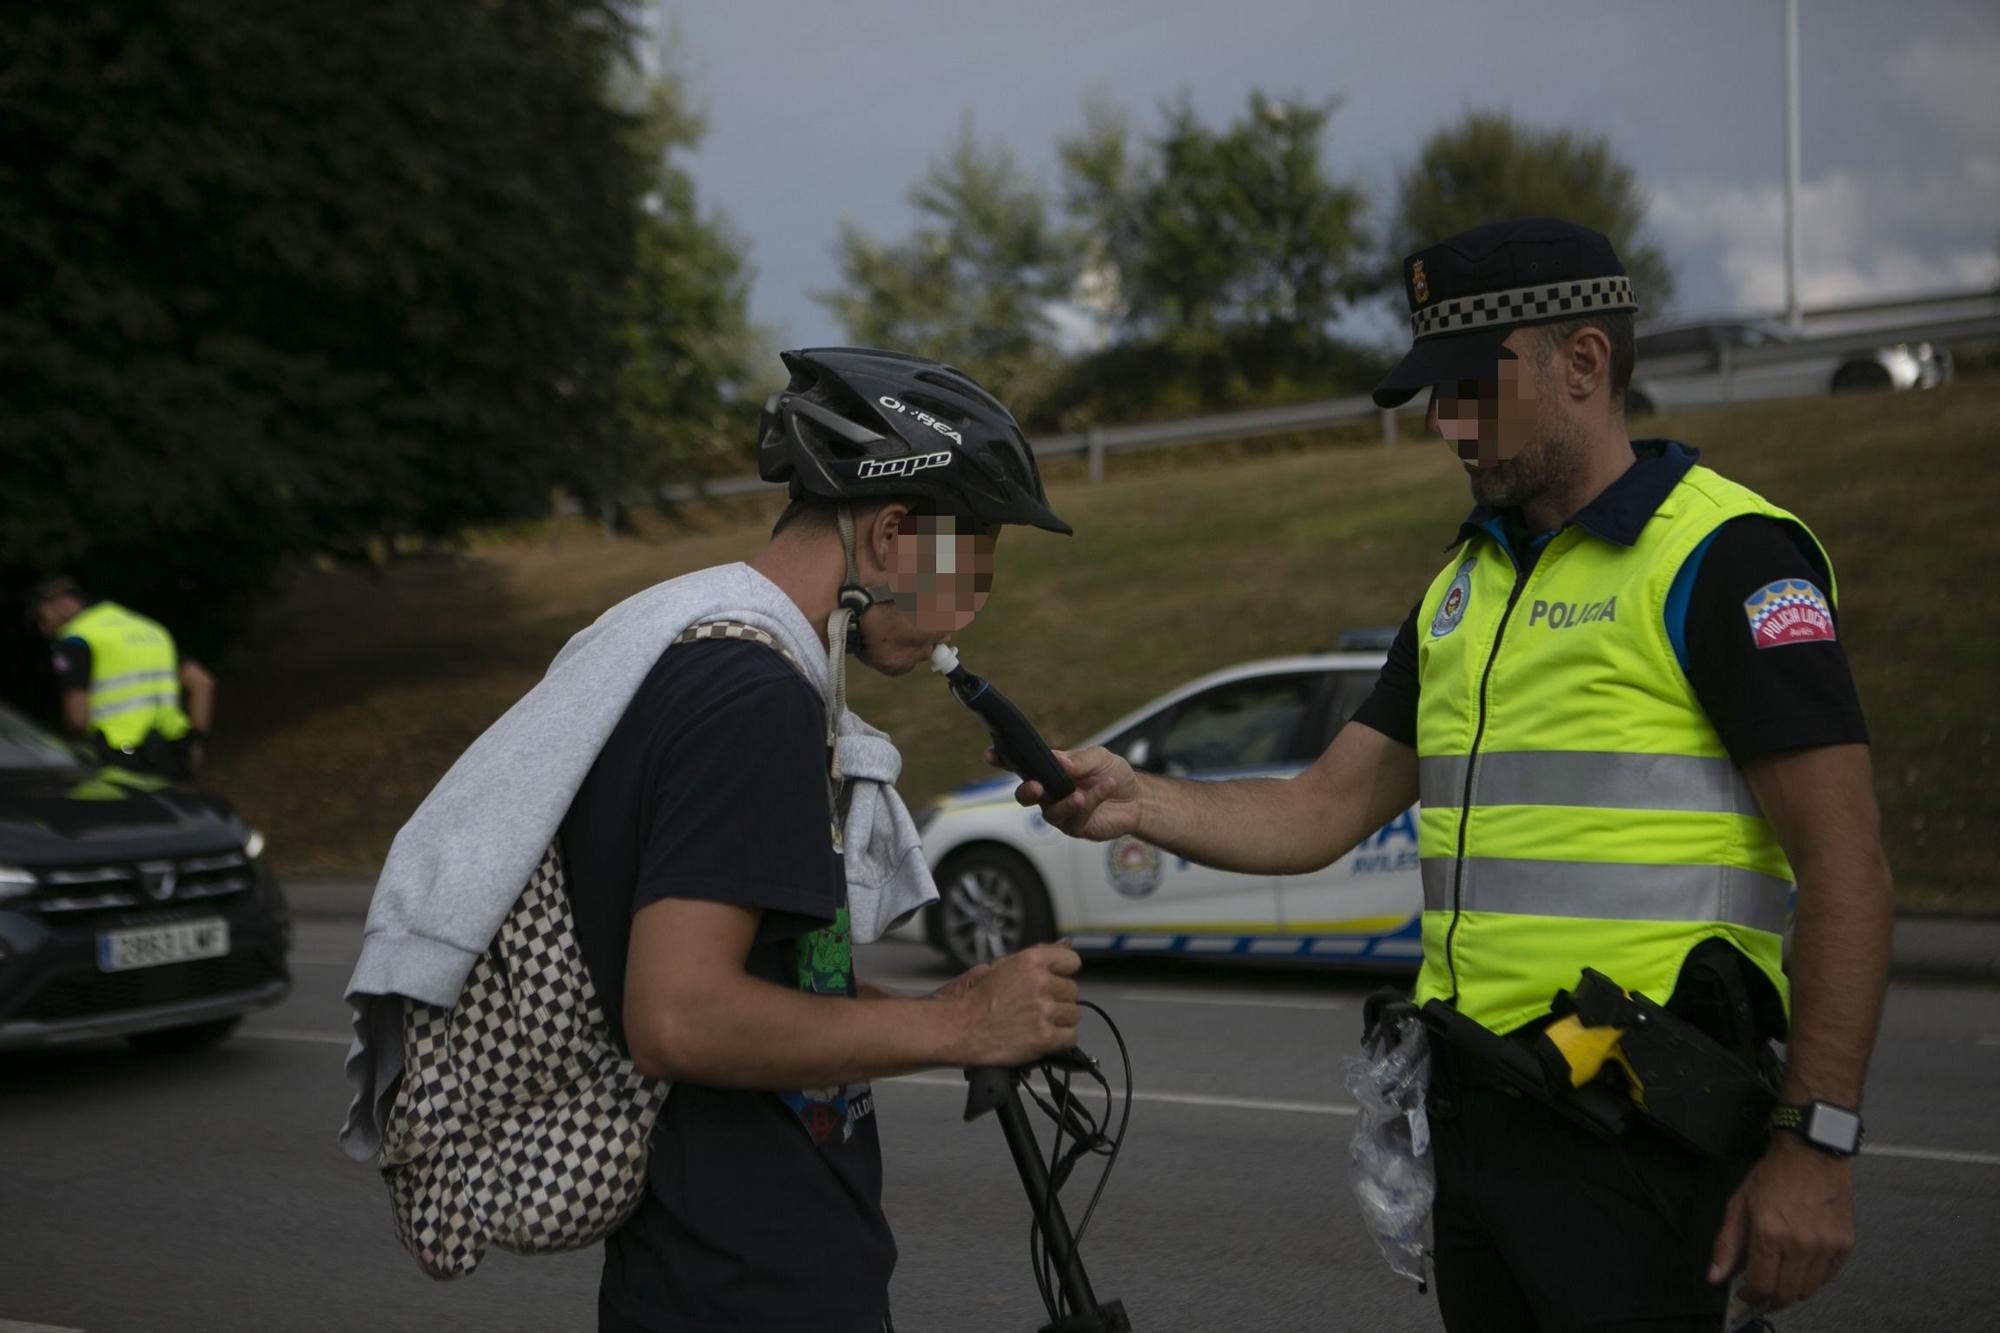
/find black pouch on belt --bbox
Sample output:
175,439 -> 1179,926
1539,969 -> 1779,1158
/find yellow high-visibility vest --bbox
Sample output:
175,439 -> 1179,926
1413,465 -> 1832,1035
56,602 -> 192,750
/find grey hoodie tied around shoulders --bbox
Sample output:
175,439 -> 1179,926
339,562 -> 939,1161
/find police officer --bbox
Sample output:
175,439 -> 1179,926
29,576 -> 216,781
1000,219 -> 1891,1329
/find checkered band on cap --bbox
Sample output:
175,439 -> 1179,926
1412,275 -> 1635,340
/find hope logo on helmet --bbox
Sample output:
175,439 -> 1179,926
857,450 -> 952,481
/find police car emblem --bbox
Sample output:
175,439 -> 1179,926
1106,836 -> 1163,898
1743,579 -> 1835,649
1430,558 -> 1475,638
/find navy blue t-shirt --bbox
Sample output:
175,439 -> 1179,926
561,638 -> 894,1333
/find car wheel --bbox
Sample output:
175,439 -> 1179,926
936,846 -> 1055,970
1624,389 -> 1656,418
1831,361 -> 1891,393
127,1017 -> 240,1055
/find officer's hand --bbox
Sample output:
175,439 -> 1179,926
985,745 -> 1141,842
1707,1134 -> 1855,1309
949,942 -> 1081,1068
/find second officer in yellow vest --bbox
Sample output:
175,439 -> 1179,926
999,218 -> 1893,1329
31,576 -> 217,782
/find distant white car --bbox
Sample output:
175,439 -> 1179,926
914,642 -> 1424,971
1627,318 -> 1951,416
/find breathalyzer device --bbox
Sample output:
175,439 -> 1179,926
930,644 -> 1076,803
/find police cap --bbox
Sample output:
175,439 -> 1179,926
1371,217 -> 1639,409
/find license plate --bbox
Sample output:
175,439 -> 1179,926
97,918 -> 230,972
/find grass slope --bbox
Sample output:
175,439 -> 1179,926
211,381 -> 2000,906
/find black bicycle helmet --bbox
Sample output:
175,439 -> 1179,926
757,347 -> 1072,535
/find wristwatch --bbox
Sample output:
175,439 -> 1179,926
1770,1101 -> 1864,1157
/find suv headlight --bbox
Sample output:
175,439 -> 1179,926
0,864 -> 37,902
244,829 -> 266,860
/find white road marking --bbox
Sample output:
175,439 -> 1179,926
1113,990 -> 1348,1012
1976,1036 -> 2000,1048
889,1071 -> 1355,1118
238,1027 -> 350,1047
889,1076 -> 2000,1161
0,1321 -> 90,1332
1867,1144 -> 2000,1167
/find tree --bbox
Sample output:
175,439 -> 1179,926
1060,91 -> 1372,352
1389,110 -> 1675,313
1041,91 -> 1381,422
596,75 -> 763,520
817,121 -> 1075,404
0,0 -> 751,684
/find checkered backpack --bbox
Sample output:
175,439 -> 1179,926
374,620 -> 815,1280
376,838 -> 666,1279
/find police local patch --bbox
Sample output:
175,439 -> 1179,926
1743,579 -> 1835,649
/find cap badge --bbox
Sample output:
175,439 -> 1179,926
1411,260 -> 1430,305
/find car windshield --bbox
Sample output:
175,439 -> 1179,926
0,704 -> 84,772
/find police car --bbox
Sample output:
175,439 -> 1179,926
914,635 -> 1423,971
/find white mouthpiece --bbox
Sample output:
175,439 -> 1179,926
929,643 -> 961,675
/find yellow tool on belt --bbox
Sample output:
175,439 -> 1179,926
1532,968 -> 1777,1155
1537,972 -> 1652,1103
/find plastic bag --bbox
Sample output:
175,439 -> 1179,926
1342,1012 -> 1434,1288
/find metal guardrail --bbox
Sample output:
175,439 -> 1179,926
656,289 -> 2000,504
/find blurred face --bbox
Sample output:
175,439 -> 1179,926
34,594 -> 82,638
855,512 -> 999,676
1425,330 -> 1582,511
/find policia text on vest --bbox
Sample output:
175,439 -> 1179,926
1015,218 -> 1892,1326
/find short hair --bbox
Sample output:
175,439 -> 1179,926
769,495 -> 938,539
1533,311 -> 1635,402
29,574 -> 87,607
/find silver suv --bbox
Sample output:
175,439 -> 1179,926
1628,318 -> 1951,416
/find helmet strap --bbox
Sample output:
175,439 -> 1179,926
824,503 -> 892,782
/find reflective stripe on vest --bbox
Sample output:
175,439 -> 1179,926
1419,751 -> 1761,817
90,668 -> 180,694
1418,858 -> 1792,935
1411,463 -> 1829,1034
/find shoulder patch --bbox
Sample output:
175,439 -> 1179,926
1430,558 -> 1475,638
1743,579 -> 1835,649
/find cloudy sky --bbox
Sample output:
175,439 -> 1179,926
656,0 -> 1999,351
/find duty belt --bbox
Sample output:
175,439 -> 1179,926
1419,968 -> 1780,1158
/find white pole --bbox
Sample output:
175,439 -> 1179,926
1783,0 -> 1803,332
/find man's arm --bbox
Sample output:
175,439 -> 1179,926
179,658 -> 215,733
623,897 -> 1080,1088
60,688 -> 89,737
858,964 -> 990,1003
1755,742 -> 1893,1107
1010,718 -> 1418,876
1708,742 -> 1892,1306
